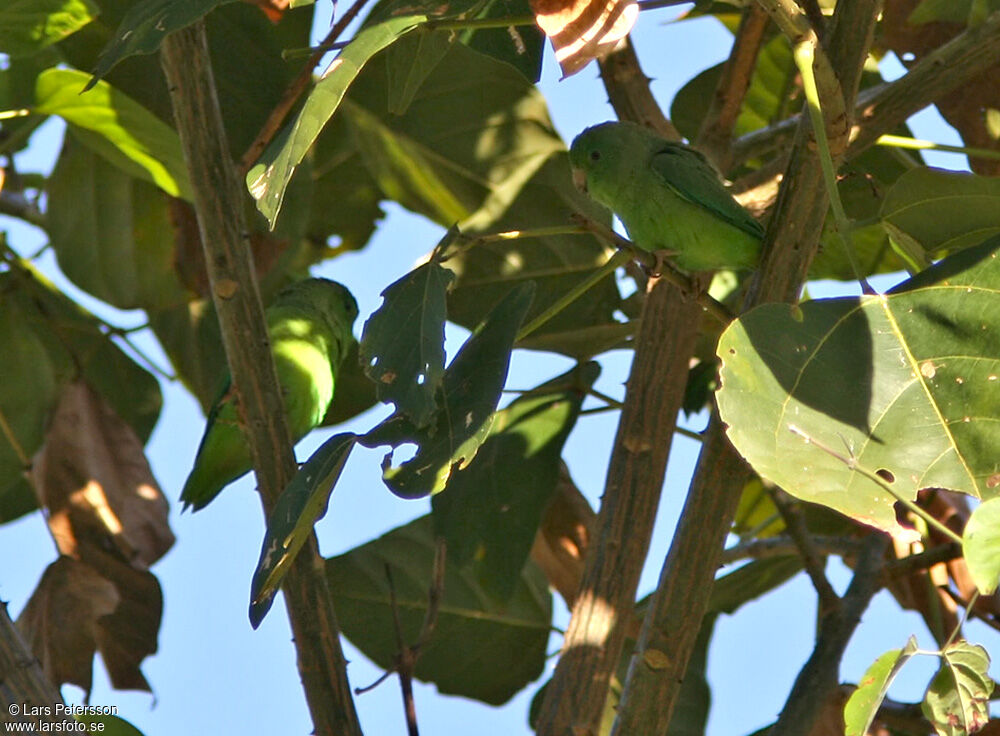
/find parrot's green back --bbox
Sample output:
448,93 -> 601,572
569,121 -> 763,272
181,278 -> 359,512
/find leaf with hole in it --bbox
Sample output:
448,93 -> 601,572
46,133 -> 184,311
0,0 -> 96,57
922,640 -> 992,736
432,361 -> 599,601
844,637 -> 919,736
327,514 -> 551,705
249,433 -> 356,628
963,497 -> 1000,594
881,167 -> 1000,259
360,261 -> 453,428
717,236 -> 1000,537
362,283 -> 534,498
247,14 -> 427,226
35,69 -> 192,199
89,0 -> 238,85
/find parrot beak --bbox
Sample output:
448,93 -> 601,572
571,167 -> 588,193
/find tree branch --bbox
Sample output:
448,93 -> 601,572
730,10 -> 1000,166
610,1 -> 881,731
770,532 -> 889,736
695,4 -> 771,170
534,41 -> 702,736
0,604 -> 77,730
769,488 -> 841,614
159,24 -> 362,736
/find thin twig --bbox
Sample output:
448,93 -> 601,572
720,535 -> 865,565
239,0 -> 374,173
572,214 -> 735,324
769,488 -> 841,614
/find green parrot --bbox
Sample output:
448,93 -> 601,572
568,121 -> 763,272
181,277 -> 359,512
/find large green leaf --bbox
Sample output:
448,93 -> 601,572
717,236 -> 1000,536
360,261 -> 454,428
46,132 -> 184,310
35,68 -> 192,198
432,362 -> 599,601
0,0 -> 96,57
247,14 -> 428,225
362,283 -> 534,498
922,641 -> 992,736
326,514 -> 551,705
881,167 -> 1000,259
250,432 -> 357,627
0,267 -> 161,524
89,0 -> 237,85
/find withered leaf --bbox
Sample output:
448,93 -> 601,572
530,0 -> 638,77
32,381 -> 174,568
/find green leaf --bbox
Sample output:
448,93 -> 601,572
708,557 -> 803,614
460,0 -> 543,82
90,0 -> 238,85
74,714 -> 146,736
247,14 -> 427,226
963,497 -> 1000,594
249,432 -> 357,628
922,641 -> 992,736
46,132 -> 184,310
0,0 -> 96,57
321,340 -> 379,426
385,28 -> 453,115
0,267 -> 161,524
432,361 -> 599,601
881,167 -> 1000,259
326,514 -> 551,705
908,0 -> 973,24
844,637 -> 919,736
35,68 -> 192,198
363,283 -> 534,498
360,261 -> 454,428
717,236 -> 1000,536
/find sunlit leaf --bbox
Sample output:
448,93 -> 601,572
0,0 -> 96,57
922,640 -> 992,736
717,236 -> 1000,536
963,497 -> 1000,594
35,69 -> 192,198
530,0 -> 638,77
844,637 -> 919,736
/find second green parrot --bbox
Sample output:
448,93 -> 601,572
569,121 -> 763,272
181,277 -> 359,512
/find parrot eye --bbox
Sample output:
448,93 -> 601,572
589,150 -> 601,162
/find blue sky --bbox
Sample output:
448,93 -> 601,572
0,3 -> 993,734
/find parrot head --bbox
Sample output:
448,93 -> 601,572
569,121 -> 662,200
273,277 -> 359,334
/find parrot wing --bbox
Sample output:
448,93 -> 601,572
650,144 -> 764,240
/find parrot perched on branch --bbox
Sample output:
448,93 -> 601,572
181,277 -> 359,512
569,121 -> 764,273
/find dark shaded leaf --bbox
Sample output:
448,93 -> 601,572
432,361 -> 599,601
360,262 -> 453,428
250,433 -> 357,627
326,514 -> 551,705
363,283 -> 534,498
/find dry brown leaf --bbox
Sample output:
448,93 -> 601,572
243,0 -> 289,23
530,463 -> 595,607
530,0 -> 638,78
16,557 -> 119,697
881,0 -> 1000,174
32,381 -> 174,568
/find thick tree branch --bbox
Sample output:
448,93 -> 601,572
730,10 -> 1000,166
0,604 -> 77,730
535,41 -> 703,736
611,1 -> 881,732
159,24 -> 362,736
770,532 -> 889,736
